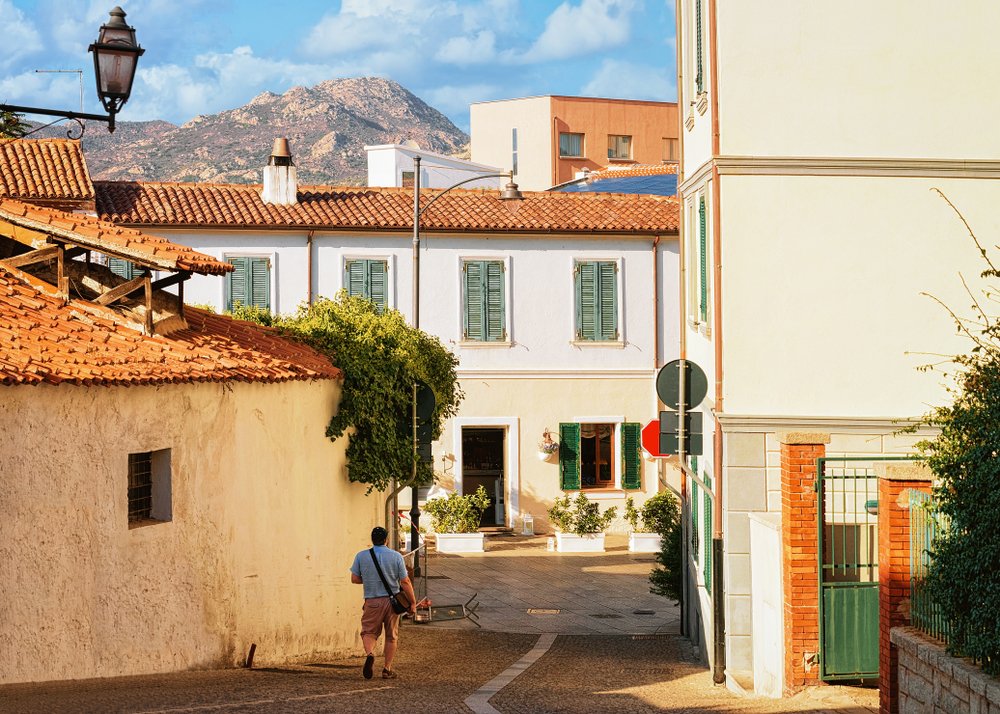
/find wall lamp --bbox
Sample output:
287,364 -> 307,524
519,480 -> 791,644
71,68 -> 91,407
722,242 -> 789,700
1,7 -> 144,136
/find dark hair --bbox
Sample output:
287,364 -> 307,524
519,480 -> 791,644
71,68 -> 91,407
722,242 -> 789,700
371,526 -> 388,546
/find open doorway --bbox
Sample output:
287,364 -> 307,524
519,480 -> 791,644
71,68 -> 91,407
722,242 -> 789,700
461,427 -> 505,527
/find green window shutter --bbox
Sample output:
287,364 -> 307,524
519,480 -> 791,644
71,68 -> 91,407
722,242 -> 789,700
576,261 -> 596,340
558,422 -> 581,490
108,258 -> 136,280
703,472 -> 712,590
621,422 -> 641,489
368,260 -> 387,312
484,261 -> 505,341
249,257 -> 270,310
346,259 -> 367,299
463,261 -> 484,340
598,261 -> 617,341
227,256 -> 249,311
698,196 -> 708,322
695,0 -> 704,94
691,481 -> 700,561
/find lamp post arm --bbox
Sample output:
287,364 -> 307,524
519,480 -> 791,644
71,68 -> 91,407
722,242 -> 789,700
0,104 -> 114,126
417,171 -> 514,218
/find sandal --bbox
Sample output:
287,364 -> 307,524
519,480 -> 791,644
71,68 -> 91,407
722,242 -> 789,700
381,667 -> 398,679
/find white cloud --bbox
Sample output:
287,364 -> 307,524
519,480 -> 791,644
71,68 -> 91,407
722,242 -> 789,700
124,46 -> 336,122
303,0 -> 459,58
581,58 -> 674,101
0,69 -> 82,109
435,31 -> 497,65
524,0 -> 638,62
420,83 -> 503,118
0,0 -> 43,69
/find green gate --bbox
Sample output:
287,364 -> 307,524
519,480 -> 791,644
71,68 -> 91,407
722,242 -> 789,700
817,457 -> 897,681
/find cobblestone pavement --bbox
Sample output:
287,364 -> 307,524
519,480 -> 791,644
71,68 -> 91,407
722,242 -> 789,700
0,534 -> 878,713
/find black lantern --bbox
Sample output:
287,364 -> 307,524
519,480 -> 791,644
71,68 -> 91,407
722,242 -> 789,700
88,6 -> 144,131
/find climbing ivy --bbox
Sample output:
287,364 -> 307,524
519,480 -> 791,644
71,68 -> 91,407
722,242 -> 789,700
232,294 -> 462,493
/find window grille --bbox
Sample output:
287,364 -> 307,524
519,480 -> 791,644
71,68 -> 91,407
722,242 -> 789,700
128,451 -> 153,522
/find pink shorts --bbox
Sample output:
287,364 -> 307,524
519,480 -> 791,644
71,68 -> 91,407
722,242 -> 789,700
361,596 -> 400,641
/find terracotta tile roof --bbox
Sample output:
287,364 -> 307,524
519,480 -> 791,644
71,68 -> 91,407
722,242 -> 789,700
0,264 -> 340,386
0,139 -> 94,201
0,199 -> 232,275
95,181 -> 679,234
590,164 -> 679,179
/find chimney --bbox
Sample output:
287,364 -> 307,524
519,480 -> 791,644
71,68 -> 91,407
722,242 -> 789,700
262,137 -> 298,205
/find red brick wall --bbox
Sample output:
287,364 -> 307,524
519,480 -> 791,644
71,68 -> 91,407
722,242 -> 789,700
781,440 -> 826,693
878,477 -> 932,714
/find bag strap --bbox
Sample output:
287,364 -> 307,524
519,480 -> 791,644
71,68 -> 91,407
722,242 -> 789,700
368,547 -> 397,598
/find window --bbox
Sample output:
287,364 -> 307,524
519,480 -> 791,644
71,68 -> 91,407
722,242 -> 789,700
695,0 -> 704,94
226,256 -> 270,312
559,132 -> 584,158
401,171 -> 415,189
128,449 -> 172,526
463,260 -> 505,341
558,422 -> 641,490
575,260 -> 618,341
662,138 -> 678,162
345,258 -> 388,312
698,195 -> 709,323
608,135 -> 632,160
108,258 -> 144,280
511,128 -> 518,176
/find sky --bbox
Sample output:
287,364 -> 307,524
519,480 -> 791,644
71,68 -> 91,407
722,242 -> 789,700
0,0 -> 676,132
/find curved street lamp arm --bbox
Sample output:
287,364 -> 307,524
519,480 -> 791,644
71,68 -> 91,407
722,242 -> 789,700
418,171 -> 514,218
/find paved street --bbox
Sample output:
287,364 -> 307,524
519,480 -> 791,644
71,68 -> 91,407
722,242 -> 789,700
0,535 -> 877,713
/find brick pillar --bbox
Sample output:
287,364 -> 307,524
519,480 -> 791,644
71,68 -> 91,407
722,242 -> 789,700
876,462 -> 933,714
779,431 -> 830,694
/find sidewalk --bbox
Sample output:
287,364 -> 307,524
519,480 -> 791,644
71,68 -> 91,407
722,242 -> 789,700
414,533 -> 678,636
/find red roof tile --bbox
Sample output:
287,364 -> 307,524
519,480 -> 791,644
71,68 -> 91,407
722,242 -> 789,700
0,199 -> 232,275
95,181 -> 679,234
0,139 -> 94,201
0,264 -> 339,386
590,163 -> 679,179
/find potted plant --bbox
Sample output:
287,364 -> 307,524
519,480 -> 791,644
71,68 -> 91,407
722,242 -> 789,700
627,492 -> 679,553
547,493 -> 617,552
423,485 -> 491,553
537,430 -> 559,462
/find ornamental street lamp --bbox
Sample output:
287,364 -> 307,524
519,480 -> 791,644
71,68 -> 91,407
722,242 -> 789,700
405,156 -> 523,567
2,7 -> 144,135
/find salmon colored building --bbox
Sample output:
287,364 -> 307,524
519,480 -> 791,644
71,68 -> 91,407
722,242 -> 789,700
470,95 -> 679,191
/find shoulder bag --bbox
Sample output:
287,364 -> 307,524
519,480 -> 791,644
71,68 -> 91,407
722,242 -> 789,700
369,548 -> 411,615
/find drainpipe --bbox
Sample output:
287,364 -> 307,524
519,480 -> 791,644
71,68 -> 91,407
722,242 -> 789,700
709,0 -> 727,686
674,0 -> 688,640
306,229 -> 315,305
653,234 -> 661,370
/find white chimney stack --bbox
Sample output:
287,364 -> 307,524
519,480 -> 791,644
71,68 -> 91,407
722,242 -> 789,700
262,137 -> 297,205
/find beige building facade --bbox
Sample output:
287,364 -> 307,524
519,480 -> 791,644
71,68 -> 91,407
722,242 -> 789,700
471,95 -> 679,190
675,0 -> 1000,693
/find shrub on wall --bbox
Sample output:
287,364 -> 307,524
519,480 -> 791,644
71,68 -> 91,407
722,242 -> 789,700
230,293 -> 462,493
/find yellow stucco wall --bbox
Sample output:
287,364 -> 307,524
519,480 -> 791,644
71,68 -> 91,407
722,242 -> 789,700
0,379 -> 381,685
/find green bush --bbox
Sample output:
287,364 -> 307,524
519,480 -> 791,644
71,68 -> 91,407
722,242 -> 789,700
423,486 -> 491,533
547,493 -> 617,535
624,492 -> 680,535
649,512 -> 683,604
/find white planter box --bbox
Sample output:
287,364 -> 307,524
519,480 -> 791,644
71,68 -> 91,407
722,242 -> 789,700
434,532 -> 485,553
628,532 -> 663,553
555,532 -> 605,553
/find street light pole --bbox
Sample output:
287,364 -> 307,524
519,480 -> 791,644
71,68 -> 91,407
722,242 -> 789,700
408,159 -> 522,564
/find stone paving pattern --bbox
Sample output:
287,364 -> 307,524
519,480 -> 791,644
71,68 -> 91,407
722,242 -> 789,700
0,533 -> 878,713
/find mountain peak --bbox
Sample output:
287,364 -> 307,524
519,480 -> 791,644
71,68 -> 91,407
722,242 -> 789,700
42,77 -> 468,186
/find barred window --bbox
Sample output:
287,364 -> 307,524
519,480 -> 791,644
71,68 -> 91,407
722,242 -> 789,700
127,449 -> 172,526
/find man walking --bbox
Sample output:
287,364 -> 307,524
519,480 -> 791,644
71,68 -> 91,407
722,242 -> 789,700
350,526 -> 417,679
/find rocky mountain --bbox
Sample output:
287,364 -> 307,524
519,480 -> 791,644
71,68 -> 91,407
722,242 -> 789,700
36,77 -> 468,186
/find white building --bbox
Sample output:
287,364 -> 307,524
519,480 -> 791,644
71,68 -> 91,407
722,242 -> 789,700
675,0 -> 1000,696
95,140 -> 682,534
365,141 -> 503,190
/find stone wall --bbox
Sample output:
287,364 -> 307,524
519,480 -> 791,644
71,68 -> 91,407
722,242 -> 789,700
892,627 -> 1000,713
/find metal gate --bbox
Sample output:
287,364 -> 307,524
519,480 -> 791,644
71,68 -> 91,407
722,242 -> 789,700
816,457 -> 897,681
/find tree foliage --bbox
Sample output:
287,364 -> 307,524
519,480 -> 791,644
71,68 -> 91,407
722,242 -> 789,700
918,189 -> 1000,673
0,111 -> 28,138
232,294 -> 462,493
